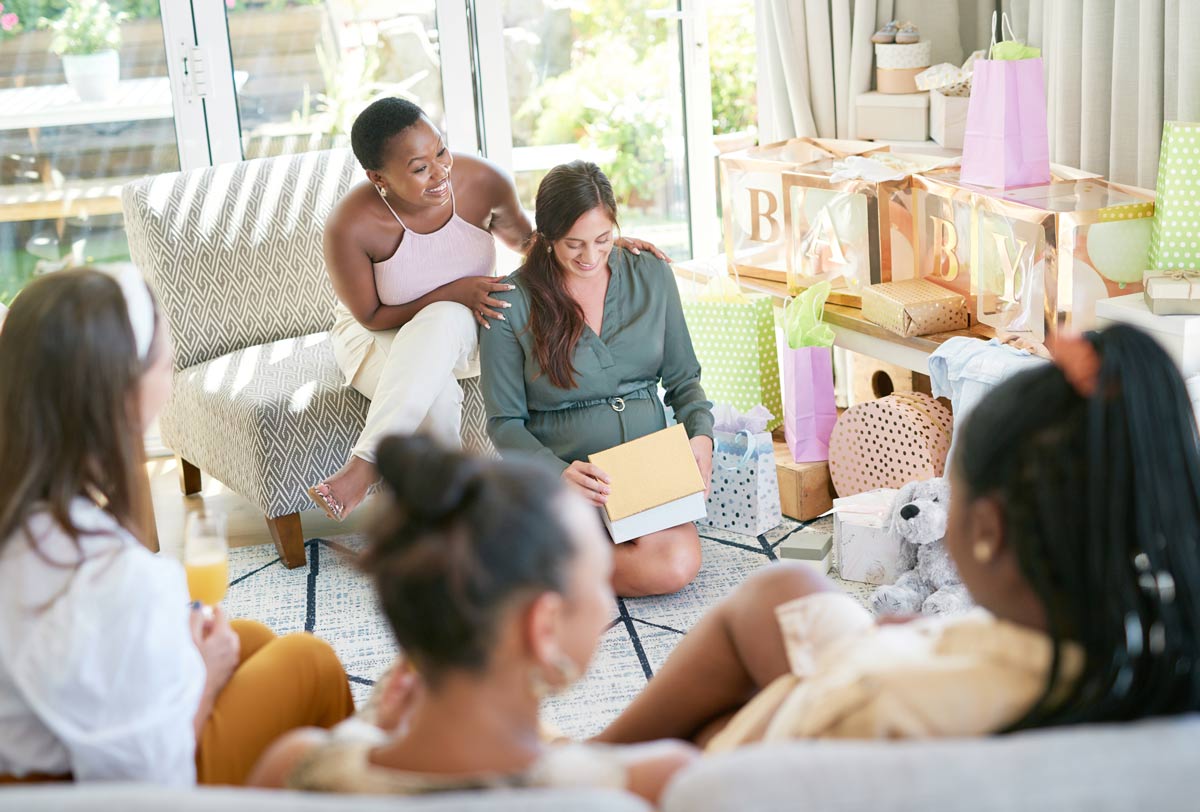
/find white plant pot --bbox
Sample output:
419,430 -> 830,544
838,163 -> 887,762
62,50 -> 120,102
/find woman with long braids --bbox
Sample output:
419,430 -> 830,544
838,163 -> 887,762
592,324 -> 1200,746
479,161 -> 713,598
251,436 -> 696,802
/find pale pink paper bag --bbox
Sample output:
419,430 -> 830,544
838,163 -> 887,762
960,56 -> 1050,188
782,346 -> 837,463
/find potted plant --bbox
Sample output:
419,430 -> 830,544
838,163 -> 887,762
40,0 -> 128,102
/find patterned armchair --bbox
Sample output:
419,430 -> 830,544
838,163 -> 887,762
122,149 -> 493,568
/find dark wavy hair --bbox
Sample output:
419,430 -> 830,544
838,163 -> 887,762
0,269 -> 161,555
958,324 -> 1200,729
522,161 -> 619,389
350,97 -> 427,171
362,436 -> 577,687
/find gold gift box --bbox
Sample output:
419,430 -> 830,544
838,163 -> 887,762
905,173 -> 1155,342
861,279 -> 969,337
720,138 -> 950,307
1144,270 -> 1200,316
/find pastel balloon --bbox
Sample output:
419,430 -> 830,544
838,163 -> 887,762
1085,218 -> 1152,285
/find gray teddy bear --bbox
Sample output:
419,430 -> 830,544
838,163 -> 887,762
870,477 -> 973,617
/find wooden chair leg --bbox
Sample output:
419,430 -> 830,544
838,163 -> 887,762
266,512 -> 307,569
177,455 -> 202,496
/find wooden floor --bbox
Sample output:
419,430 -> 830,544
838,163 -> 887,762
147,454 -> 372,559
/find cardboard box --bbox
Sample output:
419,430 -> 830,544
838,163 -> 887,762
1096,293 -> 1200,377
855,91 -> 929,142
833,489 -> 900,584
590,424 -> 707,542
773,439 -> 835,520
929,88 -> 969,149
907,173 -> 1156,342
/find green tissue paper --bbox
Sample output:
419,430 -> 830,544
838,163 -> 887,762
783,281 -> 835,349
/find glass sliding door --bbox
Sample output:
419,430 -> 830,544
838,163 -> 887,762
223,0 -> 448,161
0,0 -> 181,302
496,0 -> 695,259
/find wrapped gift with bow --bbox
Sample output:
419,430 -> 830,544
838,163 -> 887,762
680,271 -> 783,431
698,404 -> 784,536
1144,270 -> 1200,315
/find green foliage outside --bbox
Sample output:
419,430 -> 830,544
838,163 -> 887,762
40,0 -> 125,56
2,0 -> 319,26
515,0 -> 756,209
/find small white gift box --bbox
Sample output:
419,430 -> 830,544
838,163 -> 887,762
833,488 -> 900,584
929,88 -> 970,149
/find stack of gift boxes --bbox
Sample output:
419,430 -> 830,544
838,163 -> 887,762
858,36 -> 934,142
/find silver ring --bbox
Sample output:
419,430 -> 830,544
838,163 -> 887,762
611,397 -> 626,413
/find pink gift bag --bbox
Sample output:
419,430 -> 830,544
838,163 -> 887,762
782,345 -> 838,463
960,13 -> 1050,188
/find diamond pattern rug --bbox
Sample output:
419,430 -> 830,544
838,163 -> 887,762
221,517 -> 874,739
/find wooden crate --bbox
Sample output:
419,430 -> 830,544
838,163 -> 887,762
774,439 -> 834,521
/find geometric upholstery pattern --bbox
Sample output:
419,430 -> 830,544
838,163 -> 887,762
122,149 -> 495,521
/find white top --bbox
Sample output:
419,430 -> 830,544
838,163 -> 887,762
0,499 -> 205,784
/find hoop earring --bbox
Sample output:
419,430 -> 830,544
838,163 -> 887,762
376,184 -> 388,200
528,653 -> 581,698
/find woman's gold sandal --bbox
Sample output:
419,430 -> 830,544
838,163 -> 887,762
307,483 -> 345,522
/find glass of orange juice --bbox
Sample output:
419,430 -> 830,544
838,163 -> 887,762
184,512 -> 229,609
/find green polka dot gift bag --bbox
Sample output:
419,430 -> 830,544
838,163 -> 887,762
681,285 -> 783,432
1149,121 -> 1200,271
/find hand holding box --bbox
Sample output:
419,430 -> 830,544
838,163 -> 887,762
589,424 -> 707,543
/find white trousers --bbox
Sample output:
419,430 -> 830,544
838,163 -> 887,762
343,301 -> 480,463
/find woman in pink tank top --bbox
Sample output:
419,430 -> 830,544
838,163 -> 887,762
310,99 -> 664,521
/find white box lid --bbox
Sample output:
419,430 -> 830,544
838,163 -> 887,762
856,90 -> 930,110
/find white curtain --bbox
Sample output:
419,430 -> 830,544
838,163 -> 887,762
755,0 -> 986,143
1004,0 -> 1200,188
756,0 -> 1200,188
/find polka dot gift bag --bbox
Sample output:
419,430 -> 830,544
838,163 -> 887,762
1148,121 -> 1200,272
680,275 -> 783,432
699,404 -> 784,536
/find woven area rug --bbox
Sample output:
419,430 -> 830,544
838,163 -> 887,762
222,517 -> 873,739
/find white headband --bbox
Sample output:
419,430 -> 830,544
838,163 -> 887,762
108,265 -> 156,361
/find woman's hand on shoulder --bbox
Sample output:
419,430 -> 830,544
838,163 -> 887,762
562,461 -> 611,507
446,277 -> 516,329
246,727 -> 330,788
616,739 -> 699,806
615,235 -> 672,263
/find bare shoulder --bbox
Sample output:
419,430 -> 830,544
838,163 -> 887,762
246,727 -> 329,788
325,180 -> 380,238
452,153 -> 516,201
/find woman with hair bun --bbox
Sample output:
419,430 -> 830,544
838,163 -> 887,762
253,436 -> 696,803
309,99 -> 664,523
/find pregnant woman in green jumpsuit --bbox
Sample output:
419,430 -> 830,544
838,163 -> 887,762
480,161 -> 714,598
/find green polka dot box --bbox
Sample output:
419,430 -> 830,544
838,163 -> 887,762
1149,121 -> 1200,271
681,296 -> 784,431
699,429 -> 784,536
